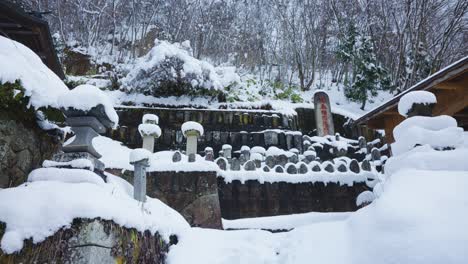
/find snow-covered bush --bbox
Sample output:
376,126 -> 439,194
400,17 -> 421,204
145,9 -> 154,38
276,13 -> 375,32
121,40 -> 240,98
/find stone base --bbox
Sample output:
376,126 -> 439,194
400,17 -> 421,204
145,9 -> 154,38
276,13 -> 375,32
53,152 -> 105,172
0,219 -> 171,263
113,169 -> 223,229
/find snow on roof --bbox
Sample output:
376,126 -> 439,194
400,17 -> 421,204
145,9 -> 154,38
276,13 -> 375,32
0,168 -> 189,254
58,84 -> 119,128
398,91 -> 437,117
0,36 -> 69,109
181,121 -> 204,136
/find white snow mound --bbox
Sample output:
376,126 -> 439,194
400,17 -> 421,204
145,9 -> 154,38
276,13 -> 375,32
398,91 -> 437,117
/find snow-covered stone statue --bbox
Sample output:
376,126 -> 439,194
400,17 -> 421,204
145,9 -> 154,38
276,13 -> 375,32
130,148 -> 151,202
138,114 -> 161,153
182,121 -> 204,159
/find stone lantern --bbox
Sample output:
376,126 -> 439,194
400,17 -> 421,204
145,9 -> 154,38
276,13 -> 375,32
138,114 -> 161,153
54,104 -> 115,173
182,121 -> 204,160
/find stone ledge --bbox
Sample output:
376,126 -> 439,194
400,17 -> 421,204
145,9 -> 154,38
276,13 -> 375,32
0,218 -> 173,263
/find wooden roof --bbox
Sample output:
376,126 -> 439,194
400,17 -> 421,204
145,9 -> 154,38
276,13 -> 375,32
0,1 -> 65,79
355,56 -> 468,129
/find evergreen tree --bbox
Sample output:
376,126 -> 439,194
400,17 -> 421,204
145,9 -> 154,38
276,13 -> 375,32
338,27 -> 392,110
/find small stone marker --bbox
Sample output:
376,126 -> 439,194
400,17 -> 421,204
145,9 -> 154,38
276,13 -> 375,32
293,135 -> 303,153
303,151 -> 316,163
348,159 -> 359,173
358,136 -> 367,150
204,147 -> 214,161
278,154 -> 288,167
172,151 -> 182,162
241,146 -> 251,161
311,163 -> 322,172
361,160 -> 371,171
324,162 -> 335,173
244,160 -> 256,171
264,130 -> 279,147
337,163 -> 347,172
263,166 -> 270,172
286,163 -> 297,174
188,153 -> 196,162
216,157 -> 228,170
222,144 -> 232,160
230,158 -> 241,171
313,91 -> 335,136
265,155 -> 275,168
288,153 -> 299,164
274,165 -> 284,173
298,163 -> 308,174
371,148 -> 381,161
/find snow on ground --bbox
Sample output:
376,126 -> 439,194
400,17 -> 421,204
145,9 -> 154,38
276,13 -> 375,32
223,212 -> 350,231
92,136 -> 218,172
0,169 -> 189,254
167,168 -> 468,264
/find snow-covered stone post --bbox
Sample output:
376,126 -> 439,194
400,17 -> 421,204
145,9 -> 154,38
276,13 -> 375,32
138,114 -> 161,153
182,121 -> 204,160
313,91 -> 335,136
130,148 -> 151,202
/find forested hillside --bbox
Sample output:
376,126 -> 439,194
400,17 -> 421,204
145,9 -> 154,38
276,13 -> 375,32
13,0 -> 468,111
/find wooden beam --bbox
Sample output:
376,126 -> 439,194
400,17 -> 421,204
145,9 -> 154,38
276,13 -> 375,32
432,82 -> 468,117
0,22 -> 22,28
3,29 -> 38,35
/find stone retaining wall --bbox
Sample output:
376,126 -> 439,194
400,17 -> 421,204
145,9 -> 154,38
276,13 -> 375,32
0,113 -> 60,188
107,107 -> 351,156
218,178 -> 370,219
110,169 -> 223,229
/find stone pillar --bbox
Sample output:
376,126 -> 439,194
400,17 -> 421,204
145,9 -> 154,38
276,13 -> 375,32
132,159 -> 149,202
182,121 -> 204,160
313,91 -> 335,136
130,149 -> 151,202
186,133 -> 198,156
138,114 -> 161,153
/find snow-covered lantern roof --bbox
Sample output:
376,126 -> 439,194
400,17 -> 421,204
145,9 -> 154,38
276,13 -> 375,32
142,114 -> 159,125
398,91 -> 437,117
138,113 -> 161,138
138,123 -> 161,138
181,121 -> 204,138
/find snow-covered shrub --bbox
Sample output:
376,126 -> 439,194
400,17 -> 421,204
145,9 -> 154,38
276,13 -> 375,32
121,40 -> 240,98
